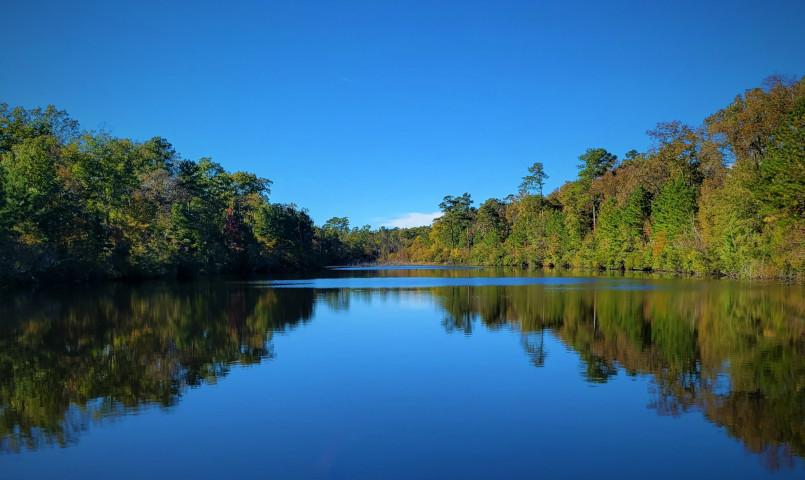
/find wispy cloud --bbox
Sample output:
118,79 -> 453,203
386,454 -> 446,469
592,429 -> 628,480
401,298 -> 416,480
380,211 -> 441,228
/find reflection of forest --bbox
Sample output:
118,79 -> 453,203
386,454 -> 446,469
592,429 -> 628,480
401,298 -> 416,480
0,283 -> 314,452
429,282 -> 805,470
1,280 -> 802,470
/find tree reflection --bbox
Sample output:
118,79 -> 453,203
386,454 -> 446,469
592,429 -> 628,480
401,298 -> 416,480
1,278 -> 802,470
521,330 -> 547,367
0,282 -> 315,452
430,280 -> 805,469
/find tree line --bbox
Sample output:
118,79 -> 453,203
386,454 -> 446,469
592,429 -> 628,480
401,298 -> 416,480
2,75 -> 802,282
0,105 -> 392,283
383,76 -> 805,279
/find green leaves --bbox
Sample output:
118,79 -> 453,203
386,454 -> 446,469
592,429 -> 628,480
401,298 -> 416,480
519,161 -> 548,197
436,193 -> 474,249
758,97 -> 805,220
389,76 -> 805,278
1,73 -> 804,282
0,104 -> 323,283
651,177 -> 695,241
577,148 -> 617,181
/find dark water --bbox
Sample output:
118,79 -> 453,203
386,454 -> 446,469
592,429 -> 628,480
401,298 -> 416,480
0,268 -> 803,479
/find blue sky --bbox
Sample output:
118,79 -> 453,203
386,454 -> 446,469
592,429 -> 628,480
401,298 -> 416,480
2,0 -> 804,227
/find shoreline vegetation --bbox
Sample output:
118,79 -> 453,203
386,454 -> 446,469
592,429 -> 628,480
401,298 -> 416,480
361,262 -> 792,282
1,75 -> 803,285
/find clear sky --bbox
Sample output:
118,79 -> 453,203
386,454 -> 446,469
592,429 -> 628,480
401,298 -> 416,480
2,0 -> 804,227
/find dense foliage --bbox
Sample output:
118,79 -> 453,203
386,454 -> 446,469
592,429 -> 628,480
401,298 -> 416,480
383,76 -> 805,279
0,105 -> 387,283
2,76 -> 803,281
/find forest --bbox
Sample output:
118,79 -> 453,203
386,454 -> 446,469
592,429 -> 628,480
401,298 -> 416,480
384,76 -> 805,279
0,104 -> 385,283
1,75 -> 803,283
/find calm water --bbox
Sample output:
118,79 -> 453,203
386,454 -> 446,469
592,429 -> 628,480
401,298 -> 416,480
1,267 -> 803,479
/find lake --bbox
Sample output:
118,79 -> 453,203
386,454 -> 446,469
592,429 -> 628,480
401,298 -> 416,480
1,267 -> 803,479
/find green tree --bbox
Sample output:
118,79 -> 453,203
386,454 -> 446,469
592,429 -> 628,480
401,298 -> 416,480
323,216 -> 350,234
757,97 -> 805,220
435,193 -> 475,250
578,148 -> 617,181
519,161 -> 548,197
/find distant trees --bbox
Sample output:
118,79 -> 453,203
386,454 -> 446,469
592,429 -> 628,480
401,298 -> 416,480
386,76 -> 805,279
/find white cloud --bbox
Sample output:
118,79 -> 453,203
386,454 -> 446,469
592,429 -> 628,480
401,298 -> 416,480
381,211 -> 442,228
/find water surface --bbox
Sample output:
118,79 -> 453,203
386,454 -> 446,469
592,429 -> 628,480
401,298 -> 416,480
1,268 -> 803,479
